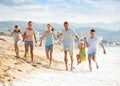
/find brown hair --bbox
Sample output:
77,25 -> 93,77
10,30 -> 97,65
15,25 -> 18,28
90,29 -> 96,32
47,24 -> 54,31
28,21 -> 32,24
64,21 -> 68,25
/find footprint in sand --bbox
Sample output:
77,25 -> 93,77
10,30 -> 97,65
17,69 -> 22,72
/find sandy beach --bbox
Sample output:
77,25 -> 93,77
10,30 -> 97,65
0,36 -> 120,86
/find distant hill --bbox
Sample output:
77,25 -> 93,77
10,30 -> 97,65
0,21 -> 120,42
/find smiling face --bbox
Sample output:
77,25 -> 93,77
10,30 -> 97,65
64,21 -> 69,31
47,24 -> 52,31
28,21 -> 33,28
90,29 -> 96,38
80,42 -> 84,47
14,25 -> 19,31
90,31 -> 95,37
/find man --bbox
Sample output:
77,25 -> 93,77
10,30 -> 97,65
59,21 -> 79,70
84,29 -> 106,72
23,21 -> 37,62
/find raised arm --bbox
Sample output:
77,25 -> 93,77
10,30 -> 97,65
84,37 -> 89,47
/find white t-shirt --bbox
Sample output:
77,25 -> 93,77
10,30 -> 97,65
62,29 -> 77,50
87,36 -> 101,54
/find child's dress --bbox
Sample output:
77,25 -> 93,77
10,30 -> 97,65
79,48 -> 86,62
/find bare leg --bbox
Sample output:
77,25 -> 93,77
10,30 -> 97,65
49,48 -> 53,67
70,56 -> 74,70
92,57 -> 99,69
16,43 -> 19,57
24,44 -> 29,58
64,51 -> 68,70
88,59 -> 92,72
30,44 -> 34,62
46,50 -> 50,60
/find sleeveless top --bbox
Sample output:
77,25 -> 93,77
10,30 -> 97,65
45,31 -> 54,46
80,48 -> 86,62
12,30 -> 21,41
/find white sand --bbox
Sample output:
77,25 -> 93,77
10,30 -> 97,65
1,47 -> 120,86
0,36 -> 120,86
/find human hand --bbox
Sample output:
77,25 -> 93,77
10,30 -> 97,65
103,49 -> 106,54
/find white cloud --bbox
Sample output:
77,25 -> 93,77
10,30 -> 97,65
0,0 -> 120,23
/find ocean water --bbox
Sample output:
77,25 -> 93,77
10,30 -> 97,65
1,47 -> 120,86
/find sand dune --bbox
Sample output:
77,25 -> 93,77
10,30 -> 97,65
0,36 -> 66,84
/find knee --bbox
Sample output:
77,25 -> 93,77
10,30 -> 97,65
25,49 -> 29,53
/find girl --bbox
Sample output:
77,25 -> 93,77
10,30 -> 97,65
76,40 -> 86,65
23,21 -> 37,62
39,24 -> 56,67
10,25 -> 22,57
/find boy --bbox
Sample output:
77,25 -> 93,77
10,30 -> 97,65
84,29 -> 106,72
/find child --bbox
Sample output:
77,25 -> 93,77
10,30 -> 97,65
39,24 -> 56,67
84,29 -> 106,72
76,40 -> 86,65
23,21 -> 37,62
10,25 -> 22,57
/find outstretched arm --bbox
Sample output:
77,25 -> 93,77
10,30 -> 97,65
75,35 -> 80,41
10,31 -> 14,37
53,33 -> 57,40
33,32 -> 37,44
57,33 -> 62,39
39,32 -> 46,46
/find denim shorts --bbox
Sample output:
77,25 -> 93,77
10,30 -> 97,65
45,44 -> 53,51
25,41 -> 34,45
88,53 -> 96,60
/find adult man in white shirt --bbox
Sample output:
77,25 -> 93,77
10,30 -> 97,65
59,21 -> 79,70
85,29 -> 106,72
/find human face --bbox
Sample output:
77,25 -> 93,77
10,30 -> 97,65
64,24 -> 69,31
28,22 -> 33,28
47,24 -> 52,31
90,32 -> 95,37
80,42 -> 84,47
15,27 -> 19,31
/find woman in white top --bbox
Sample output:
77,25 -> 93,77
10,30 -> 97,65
10,25 -> 22,57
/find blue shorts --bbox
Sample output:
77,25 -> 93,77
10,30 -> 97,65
25,41 -> 34,45
88,53 -> 96,60
45,44 -> 53,51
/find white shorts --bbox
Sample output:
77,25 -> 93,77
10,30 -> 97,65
64,44 -> 74,56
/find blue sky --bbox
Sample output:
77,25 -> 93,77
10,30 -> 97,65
0,0 -> 120,23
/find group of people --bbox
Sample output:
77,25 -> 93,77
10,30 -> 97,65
10,21 -> 106,72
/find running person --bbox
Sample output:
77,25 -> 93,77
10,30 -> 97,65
10,25 -> 22,57
39,24 -> 56,67
23,21 -> 37,62
84,29 -> 106,72
58,21 -> 79,70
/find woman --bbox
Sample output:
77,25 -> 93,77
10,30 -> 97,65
23,21 -> 37,62
39,24 -> 56,67
10,25 -> 22,57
